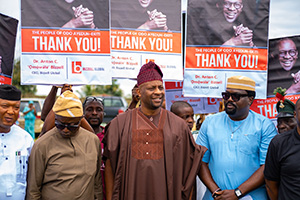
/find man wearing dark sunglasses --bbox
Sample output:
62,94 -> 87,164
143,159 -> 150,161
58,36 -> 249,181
26,91 -> 103,200
196,76 -> 277,200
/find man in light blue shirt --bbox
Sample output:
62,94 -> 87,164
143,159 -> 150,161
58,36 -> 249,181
197,76 -> 277,200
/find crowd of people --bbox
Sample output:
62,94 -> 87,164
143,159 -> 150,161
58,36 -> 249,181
1,61 -> 300,199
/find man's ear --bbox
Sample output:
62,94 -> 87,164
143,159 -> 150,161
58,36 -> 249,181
248,96 -> 254,106
136,86 -> 141,97
294,110 -> 296,118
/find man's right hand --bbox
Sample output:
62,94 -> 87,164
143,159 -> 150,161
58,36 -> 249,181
233,24 -> 253,46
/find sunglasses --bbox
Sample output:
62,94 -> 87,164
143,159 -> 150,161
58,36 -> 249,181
222,92 -> 248,102
55,121 -> 80,131
83,96 -> 103,105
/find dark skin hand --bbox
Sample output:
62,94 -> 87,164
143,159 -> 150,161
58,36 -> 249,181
41,86 -> 58,121
41,85 -> 73,121
128,84 -> 140,110
200,162 -> 265,200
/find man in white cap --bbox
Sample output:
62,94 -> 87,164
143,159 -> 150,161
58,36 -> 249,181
197,76 -> 277,200
26,91 -> 103,200
0,84 -> 34,199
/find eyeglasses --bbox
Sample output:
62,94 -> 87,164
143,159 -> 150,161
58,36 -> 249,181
222,92 -> 248,102
279,49 -> 298,58
55,121 -> 80,131
83,97 -> 103,106
223,2 -> 243,9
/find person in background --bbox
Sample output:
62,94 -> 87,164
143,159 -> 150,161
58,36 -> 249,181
23,100 -> 37,139
127,84 -> 140,110
274,87 -> 297,134
170,100 -> 207,200
264,98 -> 300,200
170,101 -> 194,130
103,61 -> 206,200
83,96 -> 106,199
0,84 -> 34,199
197,76 -> 277,199
26,91 -> 103,199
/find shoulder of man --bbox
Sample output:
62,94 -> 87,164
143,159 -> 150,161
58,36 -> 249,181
78,127 -> 100,140
11,124 -> 34,144
271,128 -> 294,145
106,108 -> 133,128
34,127 -> 58,146
249,110 -> 277,130
201,111 -> 226,123
249,110 -> 272,121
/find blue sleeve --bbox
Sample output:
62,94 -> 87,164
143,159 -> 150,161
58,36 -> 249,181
259,118 -> 277,165
196,117 -> 210,163
23,107 -> 29,113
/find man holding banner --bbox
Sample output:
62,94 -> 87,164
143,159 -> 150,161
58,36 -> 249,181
197,76 -> 277,199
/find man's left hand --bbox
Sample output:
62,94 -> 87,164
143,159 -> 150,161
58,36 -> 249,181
214,189 -> 238,200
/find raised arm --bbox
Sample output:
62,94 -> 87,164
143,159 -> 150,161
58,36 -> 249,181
41,86 -> 58,121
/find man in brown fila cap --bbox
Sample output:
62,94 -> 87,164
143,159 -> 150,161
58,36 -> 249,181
103,61 -> 206,200
26,91 -> 102,200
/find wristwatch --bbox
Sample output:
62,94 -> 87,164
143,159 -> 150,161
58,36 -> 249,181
234,188 -> 242,198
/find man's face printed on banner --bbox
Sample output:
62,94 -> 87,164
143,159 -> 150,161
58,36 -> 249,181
219,0 -> 243,23
65,0 -> 75,3
138,0 -> 154,8
278,39 -> 298,71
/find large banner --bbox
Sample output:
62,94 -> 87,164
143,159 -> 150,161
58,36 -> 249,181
0,13 -> 18,84
250,94 -> 300,120
267,35 -> 300,96
21,0 -> 111,85
111,0 -> 183,80
165,81 -> 221,114
184,0 -> 270,99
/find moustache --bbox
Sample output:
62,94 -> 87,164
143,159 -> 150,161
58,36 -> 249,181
225,102 -> 237,109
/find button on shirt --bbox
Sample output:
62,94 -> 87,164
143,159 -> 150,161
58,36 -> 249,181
0,125 -> 34,199
196,111 -> 277,200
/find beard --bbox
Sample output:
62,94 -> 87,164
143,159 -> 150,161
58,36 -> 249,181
225,102 -> 237,115
87,118 -> 101,127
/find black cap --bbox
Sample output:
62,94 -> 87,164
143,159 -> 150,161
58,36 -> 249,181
0,84 -> 21,101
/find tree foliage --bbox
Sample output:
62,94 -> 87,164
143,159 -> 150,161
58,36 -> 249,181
12,60 -> 37,97
78,79 -> 123,97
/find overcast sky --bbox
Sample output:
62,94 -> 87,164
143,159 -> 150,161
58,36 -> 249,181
1,0 -> 300,96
